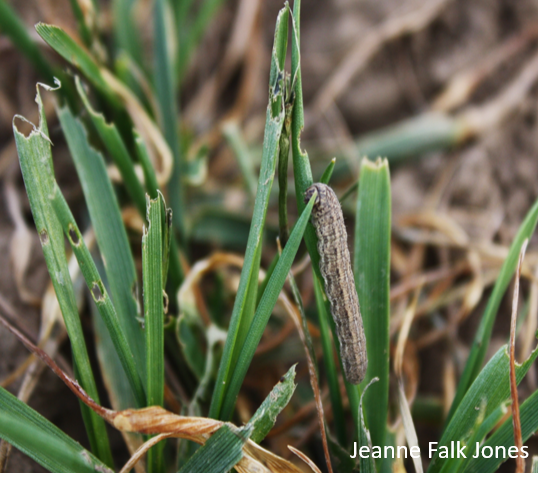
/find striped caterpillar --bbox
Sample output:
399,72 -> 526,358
304,183 -> 367,385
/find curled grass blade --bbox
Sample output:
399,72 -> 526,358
0,386 -> 111,473
13,85 -> 113,466
358,379 -> 378,473
209,4 -> 288,420
354,157 -> 391,451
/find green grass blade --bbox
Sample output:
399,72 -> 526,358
248,364 -> 297,443
13,86 -> 112,466
444,400 -> 509,473
35,24 -> 117,104
0,0 -> 56,80
208,5 -> 288,420
57,104 -> 146,387
463,390 -> 538,473
319,158 -> 336,184
0,387 -> 111,473
355,112 -> 461,164
113,0 -> 145,72
219,193 -> 316,420
177,0 -> 226,81
179,425 -> 248,473
50,185 -> 146,407
68,0 -> 94,48
153,0 -> 186,244
428,345 -> 538,472
75,77 -> 147,217
313,270 -> 347,446
143,192 -> 168,472
222,122 -> 258,200
445,201 -> 538,423
354,157 -> 391,452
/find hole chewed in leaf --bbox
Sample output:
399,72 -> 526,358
91,282 -> 104,302
68,224 -> 80,245
163,291 -> 169,314
39,229 -> 49,245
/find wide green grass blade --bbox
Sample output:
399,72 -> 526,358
35,24 -> 117,104
208,5 -> 288,421
445,202 -> 538,423
143,192 -> 169,472
355,112 -> 462,164
179,424 -> 248,473
0,0 -> 56,80
50,185 -> 146,407
57,104 -> 146,386
75,77 -> 147,217
463,390 -> 538,473
219,193 -> 316,420
354,157 -> 391,452
0,387 -> 111,473
13,86 -> 113,466
427,345 -> 538,472
444,400 -> 508,473
153,0 -> 186,244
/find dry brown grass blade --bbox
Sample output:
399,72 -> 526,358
101,69 -> 173,187
5,168 -> 41,306
311,0 -> 451,116
288,445 -> 321,473
432,23 -> 537,112
456,54 -> 538,142
394,287 -> 421,378
0,308 -> 307,473
509,238 -> 528,473
120,433 -> 175,473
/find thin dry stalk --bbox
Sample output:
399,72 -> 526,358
509,239 -> 528,473
311,0 -> 451,116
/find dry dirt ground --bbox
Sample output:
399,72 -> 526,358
0,0 -> 537,472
